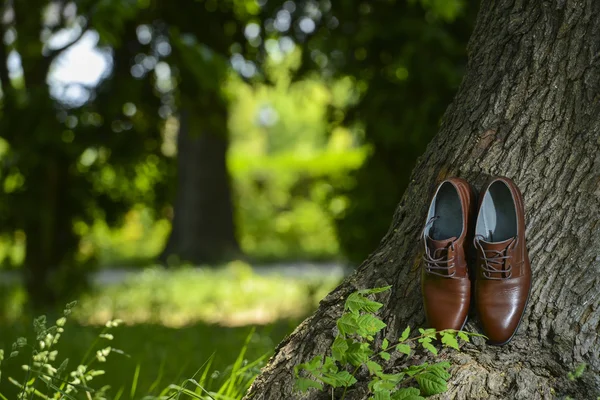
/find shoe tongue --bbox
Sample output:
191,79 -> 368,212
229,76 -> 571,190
426,236 -> 457,251
479,237 -> 514,252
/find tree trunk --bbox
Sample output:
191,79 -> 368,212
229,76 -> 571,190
161,107 -> 241,265
245,0 -> 600,399
23,156 -> 78,309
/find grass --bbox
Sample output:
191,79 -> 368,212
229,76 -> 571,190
74,262 -> 339,327
0,263 -> 341,398
0,319 -> 296,398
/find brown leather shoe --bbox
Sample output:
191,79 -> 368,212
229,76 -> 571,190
474,177 -> 532,345
421,178 -> 475,331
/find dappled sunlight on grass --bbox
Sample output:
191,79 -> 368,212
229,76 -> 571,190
0,262 -> 341,398
75,261 -> 340,327
0,318 -> 297,399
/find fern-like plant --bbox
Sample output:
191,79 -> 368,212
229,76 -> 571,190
294,286 -> 484,399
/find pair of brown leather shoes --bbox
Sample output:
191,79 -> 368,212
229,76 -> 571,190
421,177 -> 531,345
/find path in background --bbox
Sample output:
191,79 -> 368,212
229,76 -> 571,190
0,262 -> 349,286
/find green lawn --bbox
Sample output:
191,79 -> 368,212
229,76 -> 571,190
0,263 -> 341,399
0,319 -> 298,398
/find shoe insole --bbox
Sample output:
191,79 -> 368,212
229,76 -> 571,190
426,182 -> 463,240
476,181 -> 517,242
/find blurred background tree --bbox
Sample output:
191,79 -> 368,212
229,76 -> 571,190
0,0 -> 475,306
0,0 -> 474,296
0,0 -> 171,308
0,0 -> 481,398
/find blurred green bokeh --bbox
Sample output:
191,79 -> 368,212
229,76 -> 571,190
0,0 -> 474,274
0,51 -> 365,266
0,0 -> 476,397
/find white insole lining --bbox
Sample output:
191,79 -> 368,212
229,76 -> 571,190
425,182 -> 463,240
475,181 -> 517,242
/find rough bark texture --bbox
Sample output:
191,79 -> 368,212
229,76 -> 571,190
161,108 -> 240,265
245,0 -> 600,399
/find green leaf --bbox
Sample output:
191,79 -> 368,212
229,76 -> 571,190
405,364 -> 428,377
379,351 -> 390,361
296,355 -> 323,376
391,387 -> 425,400
457,331 -> 469,342
568,363 -> 586,381
396,343 -> 411,356
321,370 -> 357,388
295,377 -> 323,392
441,332 -> 459,350
399,326 -> 411,342
373,378 -> 397,391
33,315 -> 47,336
332,336 -> 349,362
356,314 -> 387,336
428,362 -> 451,380
373,389 -> 391,400
345,342 -> 372,366
418,337 -> 438,355
65,300 -> 77,310
337,313 -> 360,336
366,360 -> 383,375
307,355 -> 323,371
322,356 -> 338,373
415,372 -> 448,396
338,371 -> 358,387
55,358 -> 69,381
382,338 -> 389,350
358,286 -> 392,295
418,328 -> 436,337
422,342 -> 438,355
345,292 -> 384,314
345,293 -> 364,314
368,377 -> 380,392
380,373 -> 404,383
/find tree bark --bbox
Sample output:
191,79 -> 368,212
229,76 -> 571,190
245,0 -> 600,399
161,107 -> 241,265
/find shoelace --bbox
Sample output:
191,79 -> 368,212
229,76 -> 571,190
423,245 -> 456,277
422,216 -> 456,278
473,235 -> 517,280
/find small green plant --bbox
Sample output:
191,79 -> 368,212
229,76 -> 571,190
294,286 -> 483,399
0,305 -> 266,400
0,301 -> 126,400
567,363 -> 586,381
564,362 -> 597,400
